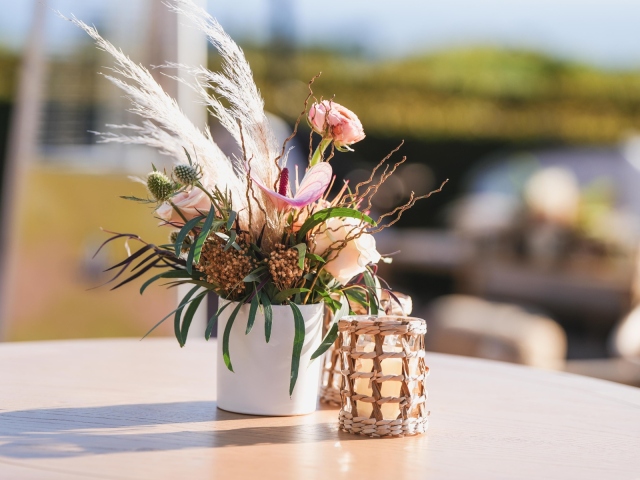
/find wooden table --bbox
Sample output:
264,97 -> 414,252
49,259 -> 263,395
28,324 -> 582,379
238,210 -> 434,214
1,339 -> 639,479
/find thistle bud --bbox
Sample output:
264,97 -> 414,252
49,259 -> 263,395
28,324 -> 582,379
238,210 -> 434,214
173,164 -> 200,186
147,171 -> 174,202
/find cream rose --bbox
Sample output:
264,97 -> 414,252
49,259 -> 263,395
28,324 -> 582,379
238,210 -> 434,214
312,216 -> 381,285
156,187 -> 211,225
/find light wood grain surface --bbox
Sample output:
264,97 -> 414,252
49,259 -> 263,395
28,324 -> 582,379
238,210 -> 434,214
1,339 -> 639,480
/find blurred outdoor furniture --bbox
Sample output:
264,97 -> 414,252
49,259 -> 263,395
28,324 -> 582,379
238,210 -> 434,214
2,339 -> 640,479
378,228 -> 634,330
564,358 -> 640,387
424,295 -> 567,369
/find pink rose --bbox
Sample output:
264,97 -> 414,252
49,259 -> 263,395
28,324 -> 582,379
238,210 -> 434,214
308,100 -> 365,148
312,216 -> 381,285
156,187 -> 211,225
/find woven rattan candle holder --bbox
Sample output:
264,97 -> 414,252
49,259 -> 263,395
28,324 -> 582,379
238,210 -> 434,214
337,315 -> 429,437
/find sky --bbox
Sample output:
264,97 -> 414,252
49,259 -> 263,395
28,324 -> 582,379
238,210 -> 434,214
1,0 -> 640,69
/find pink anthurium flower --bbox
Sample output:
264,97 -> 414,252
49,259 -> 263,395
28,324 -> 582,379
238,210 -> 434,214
251,163 -> 333,211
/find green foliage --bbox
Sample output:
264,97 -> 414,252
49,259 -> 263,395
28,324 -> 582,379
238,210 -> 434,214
310,295 -> 349,361
288,301 -> 306,396
296,207 -> 376,240
244,45 -> 640,143
222,300 -> 247,372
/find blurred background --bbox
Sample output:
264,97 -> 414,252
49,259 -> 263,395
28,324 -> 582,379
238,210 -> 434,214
1,0 -> 640,385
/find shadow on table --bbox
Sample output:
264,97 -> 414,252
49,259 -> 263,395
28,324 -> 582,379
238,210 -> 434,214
0,401 -> 361,459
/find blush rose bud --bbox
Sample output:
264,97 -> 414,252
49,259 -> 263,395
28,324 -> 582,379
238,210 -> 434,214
308,100 -> 365,149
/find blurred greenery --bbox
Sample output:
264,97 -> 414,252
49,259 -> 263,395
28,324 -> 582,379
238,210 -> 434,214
244,46 -> 640,143
0,47 -> 18,102
3,45 -> 640,144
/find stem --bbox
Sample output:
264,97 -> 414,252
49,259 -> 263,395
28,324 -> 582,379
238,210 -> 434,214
169,201 -> 188,224
195,182 -> 218,206
303,264 -> 325,304
309,138 -> 332,167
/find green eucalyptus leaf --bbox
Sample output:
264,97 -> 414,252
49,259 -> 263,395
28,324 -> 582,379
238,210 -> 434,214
296,207 -> 376,240
174,215 -> 206,256
261,291 -> 273,343
274,288 -> 310,304
174,286 -> 201,347
363,270 -> 379,315
226,210 -> 237,231
311,323 -> 338,361
288,301 -> 306,396
224,230 -> 237,252
180,291 -> 206,345
187,207 -> 217,270
305,253 -> 326,263
141,288 -> 206,341
120,195 -> 154,203
292,243 -> 307,270
310,295 -> 349,360
345,289 -> 368,310
140,270 -> 194,295
222,300 -> 247,372
245,293 -> 260,334
205,300 -> 232,340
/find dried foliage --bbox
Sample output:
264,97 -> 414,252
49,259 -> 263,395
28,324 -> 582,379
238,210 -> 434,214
198,234 -> 256,300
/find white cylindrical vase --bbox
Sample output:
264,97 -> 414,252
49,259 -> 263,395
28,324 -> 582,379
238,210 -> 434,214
217,301 -> 324,416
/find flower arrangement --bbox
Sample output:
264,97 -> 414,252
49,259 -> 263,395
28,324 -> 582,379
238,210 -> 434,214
68,0 -> 445,394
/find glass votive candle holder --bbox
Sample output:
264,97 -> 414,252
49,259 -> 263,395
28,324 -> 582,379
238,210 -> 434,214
337,315 -> 429,437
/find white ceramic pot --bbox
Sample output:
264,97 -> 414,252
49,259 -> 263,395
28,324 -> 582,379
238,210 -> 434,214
216,301 -> 324,416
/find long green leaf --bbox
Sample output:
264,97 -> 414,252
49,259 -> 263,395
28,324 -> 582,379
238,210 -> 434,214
296,207 -> 376,240
261,291 -> 273,343
186,207 -> 217,273
140,270 -> 195,295
174,215 -> 205,256
243,266 -> 266,283
140,290 -> 207,341
363,270 -> 379,315
104,244 -> 152,272
120,195 -> 154,203
292,243 -> 307,270
224,230 -> 237,252
288,302 -> 306,396
245,293 -> 259,334
274,288 -> 310,304
226,210 -> 237,231
305,253 -> 326,263
205,300 -> 232,340
180,292 -> 205,345
310,295 -> 349,360
175,286 -> 201,347
345,289 -> 369,315
222,300 -> 247,372
311,323 -> 338,361
110,259 -> 161,291
214,232 -> 242,251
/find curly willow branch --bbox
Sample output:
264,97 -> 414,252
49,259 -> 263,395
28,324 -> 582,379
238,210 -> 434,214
339,141 -> 404,207
369,179 -> 449,234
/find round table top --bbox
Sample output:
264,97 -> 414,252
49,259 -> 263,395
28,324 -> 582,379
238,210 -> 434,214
1,338 -> 639,480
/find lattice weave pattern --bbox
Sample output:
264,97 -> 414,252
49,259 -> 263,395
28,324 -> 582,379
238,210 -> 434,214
338,316 -> 429,437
